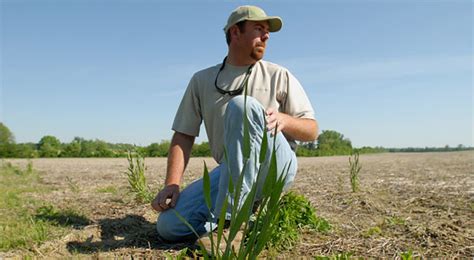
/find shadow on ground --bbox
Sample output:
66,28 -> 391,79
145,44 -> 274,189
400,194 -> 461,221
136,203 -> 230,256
66,215 -> 195,253
35,205 -> 91,228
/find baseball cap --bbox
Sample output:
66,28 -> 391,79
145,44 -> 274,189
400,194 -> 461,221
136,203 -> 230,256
223,5 -> 283,33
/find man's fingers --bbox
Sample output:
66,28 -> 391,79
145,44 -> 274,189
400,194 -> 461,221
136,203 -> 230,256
159,195 -> 170,210
170,192 -> 179,208
267,119 -> 279,131
266,107 -> 275,116
151,199 -> 164,212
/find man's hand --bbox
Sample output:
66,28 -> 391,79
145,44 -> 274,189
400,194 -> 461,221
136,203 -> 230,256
266,108 -> 287,135
266,108 -> 318,141
151,184 -> 180,212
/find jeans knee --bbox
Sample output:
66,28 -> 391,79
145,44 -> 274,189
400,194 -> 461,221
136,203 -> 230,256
227,96 -> 262,113
226,96 -> 245,116
156,211 -> 183,242
156,210 -> 205,242
226,96 -> 264,124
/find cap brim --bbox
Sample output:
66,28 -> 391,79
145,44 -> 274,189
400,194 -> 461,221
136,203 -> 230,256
224,16 -> 283,33
248,16 -> 282,32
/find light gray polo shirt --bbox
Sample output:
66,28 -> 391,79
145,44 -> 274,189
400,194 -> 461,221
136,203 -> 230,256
172,59 -> 315,163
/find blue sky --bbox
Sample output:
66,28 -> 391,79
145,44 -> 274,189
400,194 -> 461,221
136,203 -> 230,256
1,0 -> 472,148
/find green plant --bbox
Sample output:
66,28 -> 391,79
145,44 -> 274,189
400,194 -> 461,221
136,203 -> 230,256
26,160 -> 34,174
124,151 -> 154,203
385,216 -> 406,226
96,186 -> 118,194
363,226 -> 382,237
400,250 -> 419,260
173,90 -> 293,258
164,248 -> 192,259
348,151 -> 361,192
315,252 -> 354,260
263,191 -> 331,250
65,176 -> 80,193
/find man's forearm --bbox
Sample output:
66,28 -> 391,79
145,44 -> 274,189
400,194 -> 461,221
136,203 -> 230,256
280,114 -> 318,142
165,132 -> 195,186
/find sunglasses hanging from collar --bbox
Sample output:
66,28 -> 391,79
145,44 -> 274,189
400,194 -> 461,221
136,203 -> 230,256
214,56 -> 255,96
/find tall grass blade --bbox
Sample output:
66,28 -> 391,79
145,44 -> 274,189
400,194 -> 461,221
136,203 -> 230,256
259,111 -> 268,164
201,161 -> 214,256
243,111 -> 251,160
203,162 -> 211,210
224,147 -> 234,194
216,198 -> 229,256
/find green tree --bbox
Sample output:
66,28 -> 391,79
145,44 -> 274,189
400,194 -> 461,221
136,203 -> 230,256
192,142 -> 211,157
38,135 -> 62,157
80,139 -> 97,157
96,140 -> 113,157
317,130 -> 353,156
0,123 -> 15,157
15,143 -> 39,158
62,137 -> 83,157
145,141 -> 170,157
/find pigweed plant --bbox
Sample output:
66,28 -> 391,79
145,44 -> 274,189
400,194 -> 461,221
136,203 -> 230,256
263,191 -> 331,250
125,151 -> 154,203
172,88 -> 296,258
349,151 -> 362,192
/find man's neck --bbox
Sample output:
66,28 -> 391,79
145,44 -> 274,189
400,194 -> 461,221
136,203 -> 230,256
226,51 -> 257,66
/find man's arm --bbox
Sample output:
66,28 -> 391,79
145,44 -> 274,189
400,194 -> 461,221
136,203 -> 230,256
266,108 -> 318,142
151,131 -> 195,212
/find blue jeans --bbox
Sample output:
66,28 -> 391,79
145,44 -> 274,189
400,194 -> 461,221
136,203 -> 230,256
156,96 -> 297,242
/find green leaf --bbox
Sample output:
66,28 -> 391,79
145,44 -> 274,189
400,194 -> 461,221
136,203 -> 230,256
259,113 -> 268,164
242,84 -> 251,159
243,112 -> 251,160
230,160 -> 248,221
227,184 -> 257,253
203,161 -> 211,210
224,148 -> 234,195
216,198 -> 228,256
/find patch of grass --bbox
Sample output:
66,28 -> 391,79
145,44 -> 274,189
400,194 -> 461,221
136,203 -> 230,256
35,205 -> 90,228
263,191 -> 331,250
0,161 -> 84,251
315,252 -> 356,260
363,226 -> 382,237
124,151 -> 154,203
96,186 -> 118,194
164,248 -> 193,259
385,216 -> 406,226
400,250 -> 421,260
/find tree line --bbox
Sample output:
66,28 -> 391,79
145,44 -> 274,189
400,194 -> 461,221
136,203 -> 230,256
0,123 -> 471,158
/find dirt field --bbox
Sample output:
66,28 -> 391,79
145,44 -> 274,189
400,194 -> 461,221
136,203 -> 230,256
2,151 -> 473,258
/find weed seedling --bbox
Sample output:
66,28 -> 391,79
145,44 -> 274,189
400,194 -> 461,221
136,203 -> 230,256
349,151 -> 362,192
124,151 -> 154,203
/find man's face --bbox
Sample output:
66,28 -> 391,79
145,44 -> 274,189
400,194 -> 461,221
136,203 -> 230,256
237,20 -> 270,61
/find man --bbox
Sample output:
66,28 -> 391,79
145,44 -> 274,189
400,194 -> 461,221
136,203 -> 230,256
151,5 -> 318,243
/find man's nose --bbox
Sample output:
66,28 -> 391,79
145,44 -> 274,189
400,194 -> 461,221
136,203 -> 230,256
261,32 -> 269,42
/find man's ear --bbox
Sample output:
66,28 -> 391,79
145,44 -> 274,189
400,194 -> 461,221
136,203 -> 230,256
229,25 -> 240,42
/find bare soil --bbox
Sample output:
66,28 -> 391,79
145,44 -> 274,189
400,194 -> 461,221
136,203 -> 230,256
2,151 -> 473,258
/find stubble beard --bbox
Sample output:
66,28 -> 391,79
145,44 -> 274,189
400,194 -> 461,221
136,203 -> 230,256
250,45 -> 265,61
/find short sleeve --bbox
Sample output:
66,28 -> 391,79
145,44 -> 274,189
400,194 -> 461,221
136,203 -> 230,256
280,70 -> 315,120
172,74 -> 202,136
